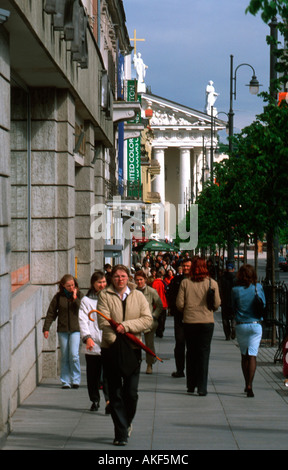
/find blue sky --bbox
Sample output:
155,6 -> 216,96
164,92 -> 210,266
123,0 -> 271,134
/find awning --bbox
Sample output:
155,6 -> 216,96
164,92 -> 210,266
104,244 -> 123,258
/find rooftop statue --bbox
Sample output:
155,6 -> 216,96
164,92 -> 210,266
205,80 -> 219,115
133,52 -> 148,93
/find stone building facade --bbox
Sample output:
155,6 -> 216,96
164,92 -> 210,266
0,0 -> 134,441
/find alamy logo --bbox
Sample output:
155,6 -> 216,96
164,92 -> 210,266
90,197 -> 198,251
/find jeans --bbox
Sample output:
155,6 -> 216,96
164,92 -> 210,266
58,332 -> 81,387
184,323 -> 214,394
144,327 -> 157,365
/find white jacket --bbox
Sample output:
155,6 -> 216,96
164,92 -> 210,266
78,295 -> 102,355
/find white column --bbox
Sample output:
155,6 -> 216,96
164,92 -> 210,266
179,147 -> 192,208
152,147 -> 167,204
192,153 -> 200,201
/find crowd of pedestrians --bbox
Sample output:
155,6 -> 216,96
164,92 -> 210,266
42,249 -> 266,446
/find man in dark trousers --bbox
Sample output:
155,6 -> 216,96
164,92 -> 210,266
166,258 -> 192,378
219,261 -> 236,340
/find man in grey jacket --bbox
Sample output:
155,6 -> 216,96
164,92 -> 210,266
135,270 -> 163,374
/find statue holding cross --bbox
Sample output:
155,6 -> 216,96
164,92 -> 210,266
133,53 -> 148,84
130,29 -> 148,92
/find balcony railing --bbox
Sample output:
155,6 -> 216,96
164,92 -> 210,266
104,178 -> 142,200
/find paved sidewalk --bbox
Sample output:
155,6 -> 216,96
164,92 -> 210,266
1,313 -> 288,451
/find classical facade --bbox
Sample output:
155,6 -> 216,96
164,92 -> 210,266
140,93 -> 225,240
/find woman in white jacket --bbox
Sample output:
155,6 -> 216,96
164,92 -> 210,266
79,271 -> 109,412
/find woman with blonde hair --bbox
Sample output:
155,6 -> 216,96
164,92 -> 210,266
176,256 -> 221,396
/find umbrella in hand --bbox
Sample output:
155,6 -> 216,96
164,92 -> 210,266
88,308 -> 163,363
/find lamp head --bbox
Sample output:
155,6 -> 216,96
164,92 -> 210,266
248,75 -> 260,95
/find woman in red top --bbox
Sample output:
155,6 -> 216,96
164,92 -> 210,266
163,269 -> 174,288
152,268 -> 168,337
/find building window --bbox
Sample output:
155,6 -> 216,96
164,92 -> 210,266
74,122 -> 86,156
10,80 -> 31,292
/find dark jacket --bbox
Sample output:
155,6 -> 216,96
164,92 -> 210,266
166,274 -> 184,315
43,291 -> 84,333
219,271 -> 236,309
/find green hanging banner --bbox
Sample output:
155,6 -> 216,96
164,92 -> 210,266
127,80 -> 141,198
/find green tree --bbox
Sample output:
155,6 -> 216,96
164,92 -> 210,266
194,97 -> 288,271
246,0 -> 288,90
196,181 -> 226,252
230,99 -> 288,232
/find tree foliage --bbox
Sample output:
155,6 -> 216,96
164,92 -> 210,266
246,0 -> 288,88
195,96 -> 288,252
177,1 -> 288,253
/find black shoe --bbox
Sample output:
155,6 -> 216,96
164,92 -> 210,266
187,388 -> 195,393
113,439 -> 127,446
72,384 -> 79,389
105,403 -> 111,415
198,391 -> 207,396
90,402 -> 99,411
171,371 -> 185,378
247,388 -> 254,397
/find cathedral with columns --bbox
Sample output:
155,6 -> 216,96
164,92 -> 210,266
137,83 -> 226,241
123,31 -> 227,244
141,92 -> 225,207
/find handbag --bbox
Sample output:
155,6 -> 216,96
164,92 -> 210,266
206,278 -> 216,311
254,284 -> 265,318
110,334 -> 140,377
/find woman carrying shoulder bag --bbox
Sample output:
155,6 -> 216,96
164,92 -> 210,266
231,264 -> 266,397
176,256 -> 221,396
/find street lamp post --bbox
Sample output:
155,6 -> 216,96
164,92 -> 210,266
228,54 -> 260,153
267,16 -> 279,283
227,55 -> 260,263
210,106 -> 214,182
202,135 -> 209,185
210,109 -> 229,183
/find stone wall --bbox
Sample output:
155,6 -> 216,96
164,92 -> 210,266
0,0 -> 118,442
0,26 -> 11,441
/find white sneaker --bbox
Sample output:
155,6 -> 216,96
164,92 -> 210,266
128,424 -> 133,438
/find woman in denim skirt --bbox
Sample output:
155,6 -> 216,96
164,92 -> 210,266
232,264 -> 266,397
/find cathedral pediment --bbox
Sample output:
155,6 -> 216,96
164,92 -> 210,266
150,111 -> 206,127
141,92 -> 224,130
